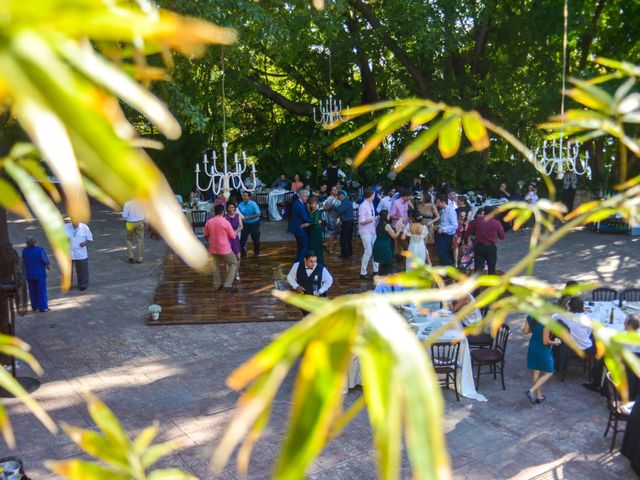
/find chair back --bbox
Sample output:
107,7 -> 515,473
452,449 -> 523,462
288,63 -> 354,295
493,324 -> 511,356
620,288 -> 640,306
430,342 -> 460,369
605,371 -> 622,412
592,287 -> 618,302
191,210 -> 207,229
254,192 -> 269,218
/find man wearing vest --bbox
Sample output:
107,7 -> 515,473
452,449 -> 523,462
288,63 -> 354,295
286,250 -> 333,296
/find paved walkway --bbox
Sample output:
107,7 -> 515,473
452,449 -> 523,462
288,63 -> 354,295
2,205 -> 638,479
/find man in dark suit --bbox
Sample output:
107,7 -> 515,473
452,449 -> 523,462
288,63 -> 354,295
288,189 -> 312,262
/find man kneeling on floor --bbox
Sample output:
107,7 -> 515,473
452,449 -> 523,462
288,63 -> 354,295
286,250 -> 333,297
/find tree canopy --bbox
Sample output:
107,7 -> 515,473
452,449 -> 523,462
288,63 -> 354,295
152,0 -> 639,192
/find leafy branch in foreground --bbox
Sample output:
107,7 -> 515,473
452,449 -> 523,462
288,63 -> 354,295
0,0 -> 238,287
47,392 -> 194,480
0,333 -> 56,447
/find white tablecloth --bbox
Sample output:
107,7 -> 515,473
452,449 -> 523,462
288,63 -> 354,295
586,301 -> 628,330
347,309 -> 487,402
268,189 -> 289,221
470,198 -> 508,219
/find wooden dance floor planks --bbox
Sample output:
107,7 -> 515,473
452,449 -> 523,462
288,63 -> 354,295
150,241 -> 372,325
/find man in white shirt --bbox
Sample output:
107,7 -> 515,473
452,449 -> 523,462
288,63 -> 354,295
287,250 -> 333,296
376,186 -> 395,214
552,297 -> 595,375
122,199 -> 146,264
358,188 -> 378,280
63,221 -> 93,290
435,194 -> 458,266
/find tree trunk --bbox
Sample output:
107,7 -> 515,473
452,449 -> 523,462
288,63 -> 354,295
346,12 -> 379,104
579,0 -> 607,69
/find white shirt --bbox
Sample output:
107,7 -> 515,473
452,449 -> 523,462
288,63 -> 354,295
287,262 -> 333,295
64,222 -> 93,260
322,168 -> 347,178
553,313 -> 593,350
440,203 -> 459,235
525,191 -> 539,205
377,195 -> 393,214
122,200 -> 145,222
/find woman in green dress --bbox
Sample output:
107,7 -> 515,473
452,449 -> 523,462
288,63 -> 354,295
373,210 -> 403,275
307,196 -> 324,264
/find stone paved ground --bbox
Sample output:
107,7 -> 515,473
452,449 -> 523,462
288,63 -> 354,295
2,205 -> 639,479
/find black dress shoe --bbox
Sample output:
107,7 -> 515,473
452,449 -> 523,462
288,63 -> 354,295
79,287 -> 87,291
582,382 -> 601,392
359,274 -> 372,280
128,258 -> 134,264
136,260 -> 143,264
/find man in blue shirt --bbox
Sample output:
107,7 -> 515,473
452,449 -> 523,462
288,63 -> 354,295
238,191 -> 262,257
335,190 -> 354,259
272,174 -> 288,190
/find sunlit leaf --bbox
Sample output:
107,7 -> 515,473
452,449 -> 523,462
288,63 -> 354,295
395,117 -> 449,172
62,423 -> 130,470
133,422 -> 159,455
147,469 -> 197,480
617,93 -> 640,115
461,112 -> 490,151
0,178 -> 31,218
409,107 -> 440,131
325,118 -> 378,153
47,459 -> 128,480
84,392 -> 131,450
4,159 -> 71,290
594,57 -> 640,77
566,77 -> 615,114
437,114 -> 462,158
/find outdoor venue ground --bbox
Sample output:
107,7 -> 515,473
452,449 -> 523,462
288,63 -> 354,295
2,204 -> 639,479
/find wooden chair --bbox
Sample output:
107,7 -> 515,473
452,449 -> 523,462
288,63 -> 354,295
468,333 -> 493,349
471,324 -> 510,390
431,342 -> 461,401
619,288 -> 640,307
190,210 -> 207,231
604,372 -> 634,452
592,287 -> 618,302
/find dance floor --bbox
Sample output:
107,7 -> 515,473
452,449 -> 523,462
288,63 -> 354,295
150,241 -> 373,325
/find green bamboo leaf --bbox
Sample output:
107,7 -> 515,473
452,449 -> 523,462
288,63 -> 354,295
565,78 -> 615,114
622,112 -> 640,124
273,290 -> 329,312
614,78 -> 636,102
603,353 -> 629,402
594,57 -> 640,77
395,118 -> 450,172
18,158 -> 61,203
617,93 -> 640,115
57,39 -> 181,139
353,121 -> 406,168
274,309 -> 358,479
237,407 -> 271,475
82,176 -> 120,210
331,100 -> 398,123
141,441 -> 179,469
0,366 -> 56,435
47,459 -> 129,480
325,118 -> 378,153
4,159 -> 72,290
0,403 -> 15,449
586,209 -> 619,223
84,392 -> 131,451
409,107 -> 440,131
0,178 -> 31,218
512,210 -> 532,230
62,424 -> 130,470
133,422 -> 159,455
437,114 -> 462,158
461,112 -> 490,151
147,469 -> 197,480
377,106 -> 422,132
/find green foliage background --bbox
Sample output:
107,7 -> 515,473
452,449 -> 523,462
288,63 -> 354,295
150,0 -> 640,195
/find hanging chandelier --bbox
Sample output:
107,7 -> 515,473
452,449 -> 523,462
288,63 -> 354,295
536,0 -> 591,179
313,48 -> 347,125
194,53 -> 257,199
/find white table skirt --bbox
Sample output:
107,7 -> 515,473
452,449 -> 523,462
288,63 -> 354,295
347,314 -> 487,402
470,198 -> 507,219
268,189 -> 289,221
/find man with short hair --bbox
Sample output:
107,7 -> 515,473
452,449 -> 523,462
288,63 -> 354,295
389,190 -> 411,228
286,250 -> 333,296
238,191 -> 261,257
465,206 -> 505,275
204,204 -> 238,291
377,186 -> 396,214
435,194 -> 458,266
288,189 -> 312,262
272,174 -> 288,190
335,190 -> 354,259
63,220 -> 93,290
358,187 -> 378,279
324,160 -> 346,191
122,199 -> 145,264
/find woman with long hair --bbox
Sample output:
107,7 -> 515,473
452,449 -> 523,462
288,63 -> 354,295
402,211 -> 431,271
225,202 -> 243,281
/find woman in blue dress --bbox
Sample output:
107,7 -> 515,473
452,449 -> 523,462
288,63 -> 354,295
22,236 -> 50,312
524,316 -> 561,404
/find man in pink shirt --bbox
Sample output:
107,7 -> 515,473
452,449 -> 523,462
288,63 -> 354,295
204,204 -> 238,291
358,187 -> 378,279
389,189 -> 412,256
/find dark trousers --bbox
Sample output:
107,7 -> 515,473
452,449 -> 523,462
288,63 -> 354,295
240,221 -> 261,255
554,341 -> 596,373
294,232 -> 308,263
474,243 -> 498,275
27,277 -> 48,310
73,258 -> 89,289
562,188 -> 576,211
437,233 -> 454,266
378,263 -> 394,275
340,221 -> 354,258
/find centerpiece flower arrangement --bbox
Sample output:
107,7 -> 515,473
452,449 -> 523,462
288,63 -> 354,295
148,304 -> 162,320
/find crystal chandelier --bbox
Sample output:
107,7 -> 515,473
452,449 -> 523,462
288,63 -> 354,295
536,0 -> 591,180
194,53 -> 257,199
313,49 -> 347,125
